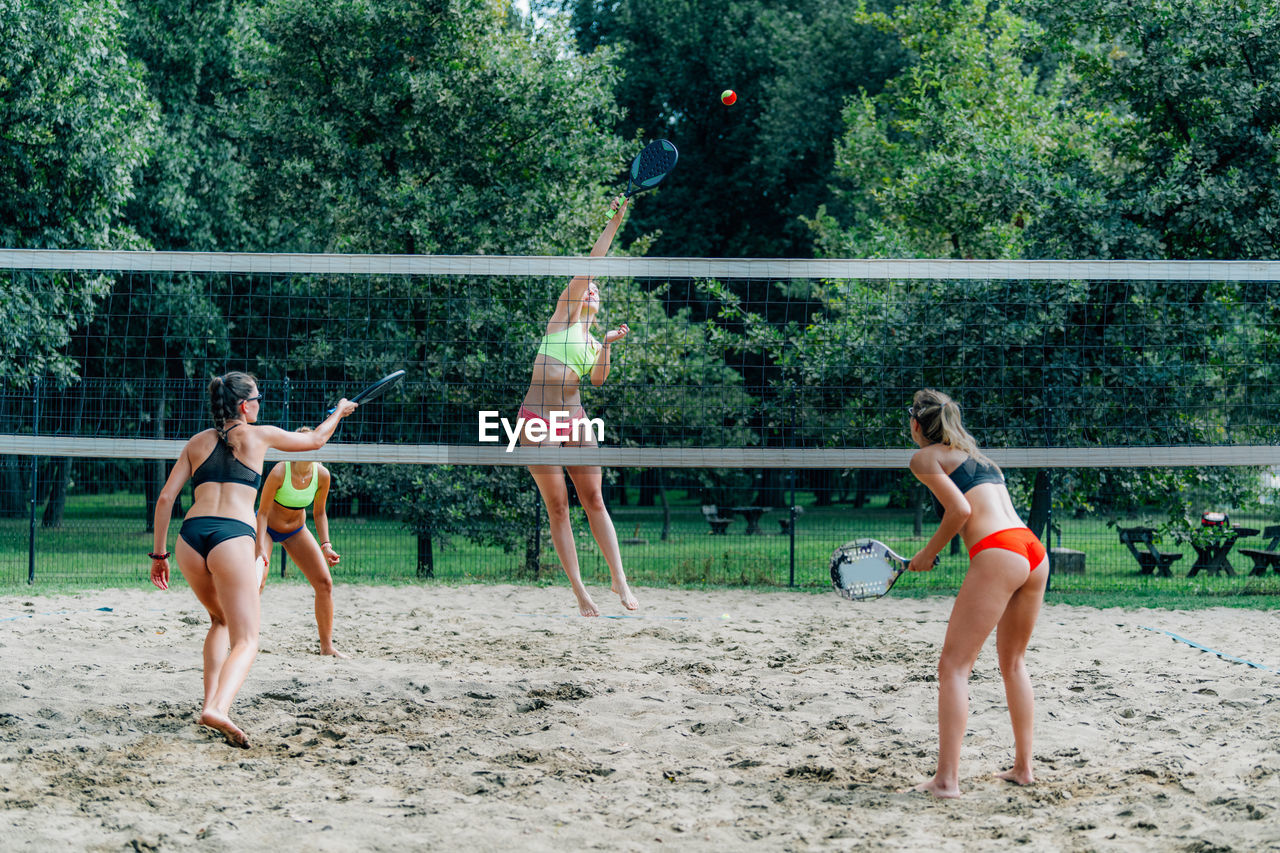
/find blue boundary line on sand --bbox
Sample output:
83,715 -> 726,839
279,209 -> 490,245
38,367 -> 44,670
516,613 -> 698,621
1140,626 -> 1280,674
0,606 -> 114,623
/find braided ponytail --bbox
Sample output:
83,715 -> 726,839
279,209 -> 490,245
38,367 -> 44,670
208,372 -> 258,448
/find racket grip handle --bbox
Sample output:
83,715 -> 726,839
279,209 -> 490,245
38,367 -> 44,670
604,193 -> 627,224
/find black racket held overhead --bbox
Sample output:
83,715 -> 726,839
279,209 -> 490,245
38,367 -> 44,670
605,139 -> 678,222
830,538 -> 937,602
327,369 -> 406,414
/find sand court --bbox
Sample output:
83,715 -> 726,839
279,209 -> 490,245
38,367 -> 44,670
2,584 -> 1278,851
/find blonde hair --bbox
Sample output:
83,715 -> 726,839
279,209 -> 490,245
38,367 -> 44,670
911,389 -> 994,466
293,426 -> 315,469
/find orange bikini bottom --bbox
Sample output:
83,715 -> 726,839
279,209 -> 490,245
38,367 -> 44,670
968,527 -> 1046,572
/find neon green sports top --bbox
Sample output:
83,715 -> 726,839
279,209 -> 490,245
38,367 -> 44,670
274,461 -> 319,509
536,324 -> 599,379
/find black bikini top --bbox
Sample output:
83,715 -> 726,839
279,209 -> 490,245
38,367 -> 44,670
933,456 -> 1004,519
947,456 -> 1004,492
191,425 -> 262,490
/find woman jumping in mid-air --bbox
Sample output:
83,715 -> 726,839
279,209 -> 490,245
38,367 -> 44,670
150,372 -> 356,747
518,197 -> 637,617
904,388 -> 1047,797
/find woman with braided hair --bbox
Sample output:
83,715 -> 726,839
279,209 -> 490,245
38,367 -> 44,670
150,371 -> 356,747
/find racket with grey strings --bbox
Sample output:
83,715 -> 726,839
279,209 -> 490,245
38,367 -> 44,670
830,538 -> 937,601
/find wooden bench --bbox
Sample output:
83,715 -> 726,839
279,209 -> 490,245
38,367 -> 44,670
701,505 -> 732,535
1117,526 -> 1183,577
1238,524 -> 1280,575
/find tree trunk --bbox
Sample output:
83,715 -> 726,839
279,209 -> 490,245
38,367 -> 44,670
852,469 -> 870,508
1027,469 -> 1051,540
912,484 -> 925,537
756,468 -> 785,507
145,391 -> 166,532
416,531 -> 434,579
43,385 -> 85,528
0,395 -> 24,517
525,521 -> 541,578
813,469 -> 833,506
637,467 -> 657,507
41,459 -> 69,528
657,468 -> 671,541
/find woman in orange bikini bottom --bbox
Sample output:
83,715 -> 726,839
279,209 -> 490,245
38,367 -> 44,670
967,527 -> 1046,571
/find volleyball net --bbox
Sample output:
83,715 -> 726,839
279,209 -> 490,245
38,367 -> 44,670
3,251 -> 1280,593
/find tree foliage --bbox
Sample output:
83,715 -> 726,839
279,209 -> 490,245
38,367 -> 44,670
1023,0 -> 1280,260
235,0 -> 628,255
0,0 -> 156,390
811,0 -> 1122,259
121,0 -> 253,251
563,0 -> 907,257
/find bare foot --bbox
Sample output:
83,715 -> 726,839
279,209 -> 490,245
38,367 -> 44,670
575,590 -> 600,617
901,777 -> 960,798
199,709 -> 249,748
995,768 -> 1034,785
320,646 -> 351,659
611,580 -> 639,611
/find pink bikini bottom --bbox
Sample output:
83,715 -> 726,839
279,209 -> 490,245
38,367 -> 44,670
519,405 -> 587,442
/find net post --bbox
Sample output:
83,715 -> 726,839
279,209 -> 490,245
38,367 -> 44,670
28,378 -> 40,585
1044,472 -> 1055,594
283,375 -> 291,432
788,398 -> 797,587
788,467 -> 796,587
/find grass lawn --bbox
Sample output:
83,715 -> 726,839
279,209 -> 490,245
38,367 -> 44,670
4,490 -> 1280,609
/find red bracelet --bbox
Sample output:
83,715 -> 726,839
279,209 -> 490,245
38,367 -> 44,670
148,551 -> 170,560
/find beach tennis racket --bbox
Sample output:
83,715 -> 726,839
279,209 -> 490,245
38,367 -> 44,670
327,369 -> 406,414
605,139 -> 678,221
830,538 -> 936,601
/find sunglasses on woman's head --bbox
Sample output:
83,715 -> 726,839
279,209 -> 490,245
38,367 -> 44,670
243,394 -> 264,403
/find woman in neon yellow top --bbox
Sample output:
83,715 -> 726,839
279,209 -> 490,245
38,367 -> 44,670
254,427 -> 348,657
518,197 -> 636,617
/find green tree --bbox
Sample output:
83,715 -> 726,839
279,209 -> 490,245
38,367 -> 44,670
564,0 -> 907,258
810,0 -> 1121,259
1024,0 -> 1280,260
0,0 -> 156,516
791,0 -> 1276,523
121,0 -> 253,251
0,0 -> 156,387
235,0 -> 628,254
0,0 -> 156,252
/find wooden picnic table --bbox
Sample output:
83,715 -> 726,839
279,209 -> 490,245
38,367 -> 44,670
729,506 -> 772,535
1187,526 -> 1259,577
